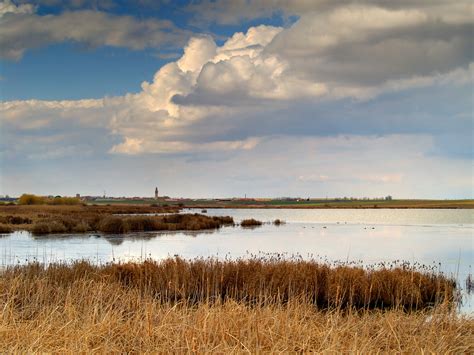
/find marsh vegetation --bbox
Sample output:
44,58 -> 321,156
1,258 -> 471,353
1,205 -> 472,352
0,205 -> 233,235
240,218 -> 263,227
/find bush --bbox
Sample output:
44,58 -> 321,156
212,216 -> 234,225
273,219 -> 285,226
241,218 -> 263,227
18,194 -> 46,205
18,194 -> 81,205
47,197 -> 81,205
72,221 -> 91,233
99,217 -> 129,234
49,221 -> 68,233
7,216 -> 32,224
32,223 -> 51,235
32,221 -> 66,234
55,217 -> 76,231
126,217 -> 157,232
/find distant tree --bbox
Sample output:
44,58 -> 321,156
18,194 -> 45,205
48,196 -> 81,205
18,194 -> 80,205
385,195 -> 393,201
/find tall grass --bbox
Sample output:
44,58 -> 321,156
1,259 -> 471,353
3,258 -> 455,310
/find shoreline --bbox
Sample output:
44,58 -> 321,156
182,204 -> 474,209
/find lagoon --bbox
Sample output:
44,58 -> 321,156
1,208 -> 473,313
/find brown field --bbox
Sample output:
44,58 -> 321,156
0,205 -> 234,234
1,259 -> 471,353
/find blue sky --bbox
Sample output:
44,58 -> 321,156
0,0 -> 472,198
1,0 -> 289,100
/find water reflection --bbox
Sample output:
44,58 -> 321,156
24,228 -> 219,245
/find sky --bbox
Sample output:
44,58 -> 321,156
0,0 -> 473,199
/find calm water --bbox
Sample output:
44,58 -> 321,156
1,208 -> 473,313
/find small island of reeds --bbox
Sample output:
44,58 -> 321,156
240,218 -> 263,227
0,204 -> 234,234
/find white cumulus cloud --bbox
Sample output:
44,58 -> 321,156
2,1 -> 472,158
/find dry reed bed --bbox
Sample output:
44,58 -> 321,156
3,258 -> 455,310
0,204 -> 178,232
1,259 -> 471,353
0,205 -> 234,234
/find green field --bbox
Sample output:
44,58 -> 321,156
88,198 -> 474,209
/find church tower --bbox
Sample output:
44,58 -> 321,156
155,187 -> 159,199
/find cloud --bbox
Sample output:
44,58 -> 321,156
1,1 -> 472,163
3,133 -> 473,198
298,173 -> 403,184
186,0 -> 473,26
110,136 -> 260,155
0,0 -> 188,59
0,98 -> 115,160
0,0 -> 33,16
298,174 -> 330,182
106,7 -> 471,155
264,5 -> 472,94
14,0 -> 117,11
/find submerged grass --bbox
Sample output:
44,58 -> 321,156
0,258 -> 471,353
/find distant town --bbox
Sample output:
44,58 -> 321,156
2,190 -> 473,209
0,186 -> 394,205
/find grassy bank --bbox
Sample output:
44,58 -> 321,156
0,205 -> 234,234
1,259 -> 471,353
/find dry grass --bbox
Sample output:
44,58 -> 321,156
2,258 -> 456,310
0,205 -> 234,234
0,259 -> 471,353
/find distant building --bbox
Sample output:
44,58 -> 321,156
155,187 -> 159,199
76,193 -> 80,198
